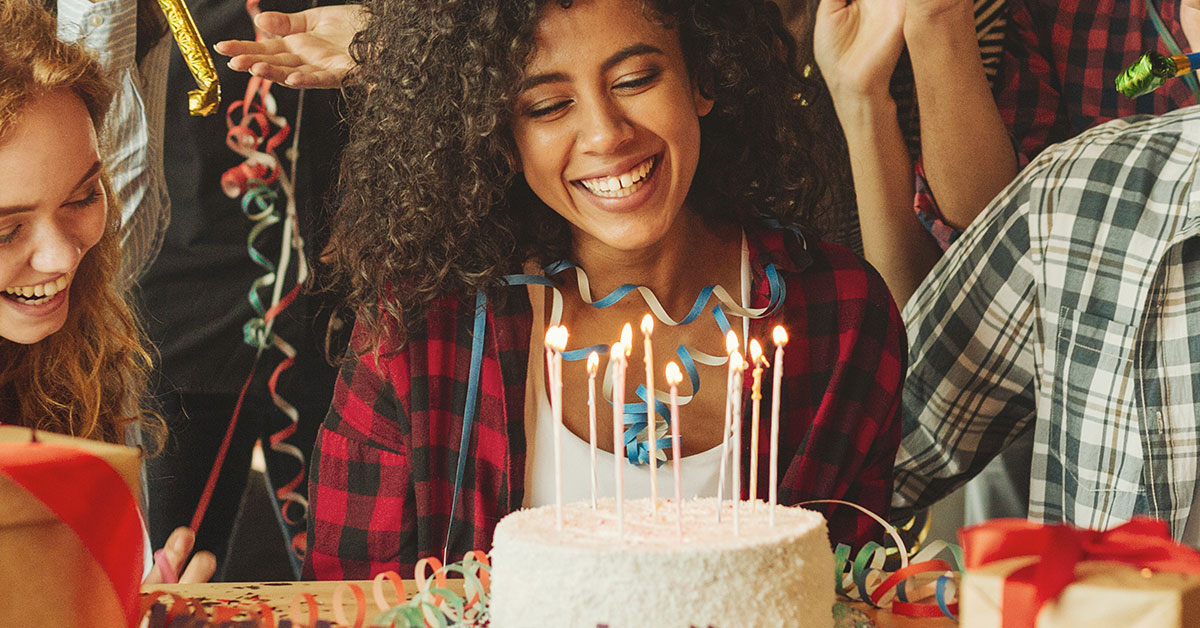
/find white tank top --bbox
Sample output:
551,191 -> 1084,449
522,237 -> 750,508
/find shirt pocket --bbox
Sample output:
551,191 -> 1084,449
1049,307 -> 1141,526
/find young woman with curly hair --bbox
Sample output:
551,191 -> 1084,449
0,0 -> 213,584
306,0 -> 905,579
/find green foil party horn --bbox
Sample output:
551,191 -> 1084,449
1116,50 -> 1200,98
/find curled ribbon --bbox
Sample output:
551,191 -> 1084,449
155,0 -> 220,115
800,499 -> 961,619
139,553 -> 492,627
960,517 -> 1200,628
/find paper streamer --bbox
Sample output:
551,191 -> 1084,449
188,0 -> 313,568
799,499 -> 961,619
155,0 -> 220,115
139,553 -> 492,627
499,246 -> 786,466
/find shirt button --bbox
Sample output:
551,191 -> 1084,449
88,14 -> 103,27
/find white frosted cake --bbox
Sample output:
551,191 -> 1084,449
489,497 -> 834,628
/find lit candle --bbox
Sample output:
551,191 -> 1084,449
587,351 -> 600,510
730,351 -> 745,536
611,341 -> 627,539
769,326 -> 788,526
748,339 -> 766,512
641,314 -> 658,514
615,323 -> 634,539
716,330 -> 739,522
546,326 -> 569,530
665,361 -> 684,539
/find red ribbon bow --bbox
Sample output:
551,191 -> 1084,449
960,517 -> 1200,628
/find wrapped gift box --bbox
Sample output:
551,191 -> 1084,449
961,528 -> 1200,627
0,426 -> 144,628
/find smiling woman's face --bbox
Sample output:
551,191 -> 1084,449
0,89 -> 106,345
510,0 -> 712,258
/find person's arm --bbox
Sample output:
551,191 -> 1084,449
814,0 -> 942,308
1183,0 -> 1200,54
304,324 -> 413,580
905,0 -> 1018,231
891,162 -> 1040,519
215,5 -> 364,89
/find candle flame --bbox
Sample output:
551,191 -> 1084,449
772,325 -> 789,347
730,351 -> 744,370
587,351 -> 599,375
641,313 -> 654,335
611,341 -> 625,362
749,339 -> 763,364
620,323 -> 633,355
545,325 -> 568,352
725,330 -> 739,355
665,361 -> 683,386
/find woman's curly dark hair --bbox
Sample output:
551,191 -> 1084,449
330,0 -> 835,353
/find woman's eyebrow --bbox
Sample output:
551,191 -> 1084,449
0,161 -> 100,216
520,43 -> 666,91
70,161 -> 102,191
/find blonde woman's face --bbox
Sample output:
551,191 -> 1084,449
0,90 -> 106,344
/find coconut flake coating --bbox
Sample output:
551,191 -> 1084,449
489,498 -> 835,628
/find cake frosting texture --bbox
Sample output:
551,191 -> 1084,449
489,497 -> 834,628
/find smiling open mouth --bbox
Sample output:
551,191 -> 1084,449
577,155 -> 658,198
2,272 -> 72,306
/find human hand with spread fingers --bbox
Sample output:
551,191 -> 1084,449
215,5 -> 364,89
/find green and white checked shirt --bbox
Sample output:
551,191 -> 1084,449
895,105 -> 1200,537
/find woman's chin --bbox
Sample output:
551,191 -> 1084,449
0,292 -> 70,344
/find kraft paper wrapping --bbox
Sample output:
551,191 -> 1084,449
961,556 -> 1200,628
0,426 -> 143,628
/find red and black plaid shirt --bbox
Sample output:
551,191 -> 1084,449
303,227 -> 905,580
916,0 -> 1197,248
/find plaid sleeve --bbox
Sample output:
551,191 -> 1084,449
893,160 -> 1041,519
994,0 -> 1071,165
303,327 -> 415,580
775,242 -> 906,549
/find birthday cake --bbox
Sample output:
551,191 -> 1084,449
489,497 -> 834,628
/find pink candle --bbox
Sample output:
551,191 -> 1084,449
587,351 -> 600,510
665,361 -> 684,539
716,330 -> 739,523
748,340 -> 766,512
546,326 -> 568,530
641,314 -> 658,513
769,326 -> 788,526
729,351 -> 745,536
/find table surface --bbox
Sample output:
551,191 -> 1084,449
141,580 -> 956,628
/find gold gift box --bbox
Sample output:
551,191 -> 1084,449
961,555 -> 1200,627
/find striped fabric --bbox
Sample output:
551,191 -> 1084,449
303,227 -> 906,579
57,0 -> 170,285
896,105 -> 1200,537
913,0 -> 1199,251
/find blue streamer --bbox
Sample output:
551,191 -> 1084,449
444,290 -> 488,560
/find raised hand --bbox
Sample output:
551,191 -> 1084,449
214,5 -> 366,89
904,0 -> 973,23
143,527 -> 217,585
813,0 -> 906,101
1183,0 -> 1200,53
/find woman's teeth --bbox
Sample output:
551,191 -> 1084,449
579,157 -> 655,198
3,273 -> 70,305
